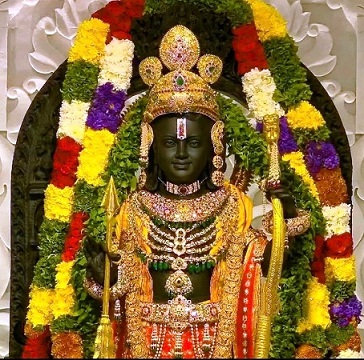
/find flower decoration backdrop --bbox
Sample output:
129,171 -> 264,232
1,0 -> 364,358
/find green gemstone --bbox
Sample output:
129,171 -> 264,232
206,261 -> 212,269
195,263 -> 201,273
153,261 -> 158,271
176,75 -> 184,86
163,262 -> 169,270
158,261 -> 164,271
201,263 -> 206,272
188,264 -> 195,273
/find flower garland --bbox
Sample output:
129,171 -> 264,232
234,0 -> 361,357
22,17 -> 109,358
22,0 -> 362,358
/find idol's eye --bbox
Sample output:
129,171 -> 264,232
164,139 -> 176,147
188,139 -> 200,148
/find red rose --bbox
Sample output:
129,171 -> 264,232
110,15 -> 132,33
62,212 -> 88,261
311,260 -> 326,284
123,0 -> 145,18
325,232 -> 353,258
232,23 -> 258,38
310,235 -> 326,283
50,170 -> 77,188
313,235 -> 325,260
22,327 -> 51,358
92,2 -> 124,23
50,137 -> 82,188
112,30 -> 132,40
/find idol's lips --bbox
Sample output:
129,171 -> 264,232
173,162 -> 191,169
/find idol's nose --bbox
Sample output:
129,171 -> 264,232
175,140 -> 188,159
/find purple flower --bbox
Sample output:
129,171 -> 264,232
278,116 -> 298,154
329,296 -> 363,327
304,141 -> 340,175
86,82 -> 127,133
256,121 -> 263,133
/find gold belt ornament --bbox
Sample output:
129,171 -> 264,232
141,295 -> 220,330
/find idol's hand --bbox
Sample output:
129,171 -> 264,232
83,237 -> 119,286
266,187 -> 297,219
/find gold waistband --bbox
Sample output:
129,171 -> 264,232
141,295 -> 220,331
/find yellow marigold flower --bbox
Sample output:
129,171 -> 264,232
286,101 -> 326,130
282,152 -> 319,199
57,100 -> 90,143
68,18 -> 109,64
55,261 -> 75,288
77,128 -> 116,186
27,285 -> 54,327
53,286 -> 75,318
297,277 -> 331,333
44,184 -> 74,222
325,256 -> 356,283
245,0 -> 287,42
53,261 -> 76,318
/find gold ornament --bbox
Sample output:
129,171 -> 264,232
211,170 -> 225,187
139,25 -> 222,123
262,209 -> 311,237
211,120 -> 224,155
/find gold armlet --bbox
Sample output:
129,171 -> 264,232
262,209 -> 311,237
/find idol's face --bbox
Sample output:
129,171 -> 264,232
152,113 -> 214,184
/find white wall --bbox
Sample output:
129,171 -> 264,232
1,0 -> 363,357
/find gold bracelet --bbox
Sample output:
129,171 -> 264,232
262,209 -> 311,237
83,274 -> 127,301
83,276 -> 103,300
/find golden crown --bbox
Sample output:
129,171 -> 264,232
139,25 -> 223,123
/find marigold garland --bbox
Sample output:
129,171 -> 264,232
77,129 -> 116,186
244,0 -> 288,41
51,332 -> 83,358
43,185 -> 74,222
297,277 -> 332,333
282,151 -> 320,199
286,101 -> 326,130
325,256 -> 356,284
26,287 -> 54,327
68,18 -> 110,64
53,261 -> 76,319
314,168 -> 349,206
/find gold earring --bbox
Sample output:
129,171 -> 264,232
138,122 -> 154,189
211,121 -> 225,187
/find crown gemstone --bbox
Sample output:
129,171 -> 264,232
176,75 -> 184,87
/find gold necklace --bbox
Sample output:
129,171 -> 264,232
136,187 -> 229,222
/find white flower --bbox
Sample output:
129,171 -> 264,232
98,38 -> 135,91
322,203 -> 351,239
57,100 -> 90,143
242,67 -> 284,120
335,349 -> 364,358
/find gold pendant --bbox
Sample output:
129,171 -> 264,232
164,270 -> 193,297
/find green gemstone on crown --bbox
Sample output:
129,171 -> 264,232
176,75 -> 184,86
